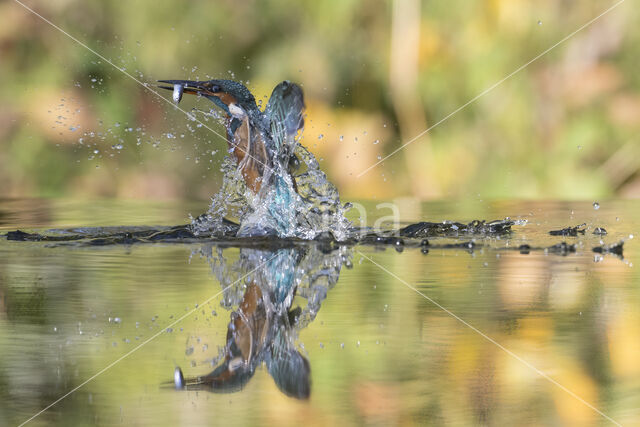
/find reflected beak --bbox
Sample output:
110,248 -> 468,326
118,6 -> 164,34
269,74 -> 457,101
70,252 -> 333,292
157,80 -> 215,97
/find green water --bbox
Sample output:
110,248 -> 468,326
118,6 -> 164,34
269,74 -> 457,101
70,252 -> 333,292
1,199 -> 638,426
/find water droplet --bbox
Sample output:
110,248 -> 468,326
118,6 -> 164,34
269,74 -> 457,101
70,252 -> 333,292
593,202 -> 600,210
538,20 -> 542,25
339,135 -> 344,141
373,139 -> 380,145
318,134 -> 324,140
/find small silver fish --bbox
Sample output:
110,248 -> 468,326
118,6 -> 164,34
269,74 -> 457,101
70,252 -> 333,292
174,367 -> 185,390
172,84 -> 184,104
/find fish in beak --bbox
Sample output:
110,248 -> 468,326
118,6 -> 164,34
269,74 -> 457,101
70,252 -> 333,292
157,80 -> 222,104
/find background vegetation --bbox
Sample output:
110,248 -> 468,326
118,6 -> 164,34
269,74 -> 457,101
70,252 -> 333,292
1,0 -> 639,201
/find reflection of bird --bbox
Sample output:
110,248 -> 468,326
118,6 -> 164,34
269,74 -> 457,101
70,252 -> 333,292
175,282 -> 310,399
174,249 -> 311,399
158,79 -> 304,194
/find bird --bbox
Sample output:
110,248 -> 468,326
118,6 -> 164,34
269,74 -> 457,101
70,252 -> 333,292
173,248 -> 311,399
157,79 -> 304,194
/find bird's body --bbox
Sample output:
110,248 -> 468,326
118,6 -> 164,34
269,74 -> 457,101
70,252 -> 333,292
158,79 -> 303,195
158,78 -> 349,239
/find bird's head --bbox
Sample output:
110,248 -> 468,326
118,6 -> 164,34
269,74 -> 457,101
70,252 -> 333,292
158,79 -> 258,117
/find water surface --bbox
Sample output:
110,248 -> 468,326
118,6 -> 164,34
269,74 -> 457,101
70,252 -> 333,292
1,199 -> 638,426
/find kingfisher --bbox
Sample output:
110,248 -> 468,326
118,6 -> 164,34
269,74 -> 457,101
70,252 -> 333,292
173,248 -> 311,399
157,79 -> 304,194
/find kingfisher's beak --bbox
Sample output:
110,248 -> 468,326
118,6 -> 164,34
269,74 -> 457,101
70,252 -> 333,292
157,80 -> 215,96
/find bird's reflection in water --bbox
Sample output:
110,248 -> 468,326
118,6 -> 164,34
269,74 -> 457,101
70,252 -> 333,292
174,244 -> 351,399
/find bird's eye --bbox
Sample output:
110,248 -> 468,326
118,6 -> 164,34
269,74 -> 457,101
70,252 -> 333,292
288,154 -> 300,174
211,85 -> 221,93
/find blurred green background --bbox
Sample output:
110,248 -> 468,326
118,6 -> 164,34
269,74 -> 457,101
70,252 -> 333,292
1,0 -> 639,201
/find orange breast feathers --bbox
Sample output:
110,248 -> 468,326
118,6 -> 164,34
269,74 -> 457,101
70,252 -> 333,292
226,116 -> 269,193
